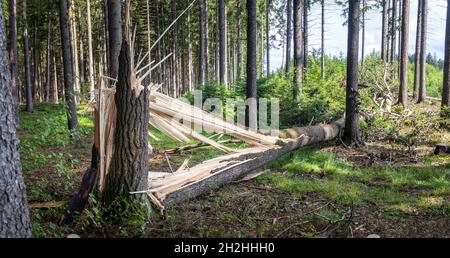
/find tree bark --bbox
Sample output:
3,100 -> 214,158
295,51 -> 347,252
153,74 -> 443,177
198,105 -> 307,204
398,0 -> 409,108
46,13 -> 52,103
199,0 -> 207,85
442,0 -> 450,111
303,0 -> 308,70
321,0 -> 325,80
102,39 -> 150,209
361,0 -> 365,80
107,0 -> 121,79
246,0 -> 257,131
23,0 -> 33,112
59,0 -> 78,130
390,0 -> 397,64
413,0 -> 422,99
7,0 -> 19,123
236,0 -> 242,79
381,0 -> 388,62
172,0 -> 178,97
343,0 -> 362,146
266,0 -> 271,76
417,0 -> 427,103
285,0 -> 292,74
219,0 -> 227,86
0,5 -> 32,237
86,0 -> 95,101
293,0 -> 303,101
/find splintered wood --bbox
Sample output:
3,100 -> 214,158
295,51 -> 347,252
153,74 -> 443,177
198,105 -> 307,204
94,78 -> 344,211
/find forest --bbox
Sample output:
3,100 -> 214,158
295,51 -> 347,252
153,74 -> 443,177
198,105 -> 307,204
0,0 -> 449,239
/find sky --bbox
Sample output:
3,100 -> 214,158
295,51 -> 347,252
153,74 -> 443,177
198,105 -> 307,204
269,0 -> 448,72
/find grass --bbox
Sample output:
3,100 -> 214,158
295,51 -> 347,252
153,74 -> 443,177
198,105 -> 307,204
17,98 -> 449,238
258,147 -> 450,215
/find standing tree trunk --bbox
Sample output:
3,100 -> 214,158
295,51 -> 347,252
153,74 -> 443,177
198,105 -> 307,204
102,39 -> 150,210
343,0 -> 362,146
303,0 -> 308,71
398,0 -> 409,108
390,0 -> 397,64
146,0 -> 151,83
361,0 -> 365,80
293,0 -> 303,101
59,0 -> 78,130
172,0 -> 178,96
266,0 -> 271,76
285,0 -> 292,74
219,0 -> 227,85
46,13 -> 52,103
32,22 -> 39,103
321,0 -> 325,80
23,0 -> 33,112
246,0 -> 257,131
413,0 -> 422,99
199,0 -> 207,86
381,0 -> 388,62
7,0 -> 19,123
87,0 -> 95,101
417,0 -> 427,103
0,4 -> 32,237
107,0 -> 122,79
236,0 -> 242,79
442,0 -> 450,112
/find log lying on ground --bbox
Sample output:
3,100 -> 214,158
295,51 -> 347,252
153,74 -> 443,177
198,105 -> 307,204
152,118 -> 345,208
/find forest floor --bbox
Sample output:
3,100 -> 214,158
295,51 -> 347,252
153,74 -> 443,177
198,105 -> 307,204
19,102 -> 449,238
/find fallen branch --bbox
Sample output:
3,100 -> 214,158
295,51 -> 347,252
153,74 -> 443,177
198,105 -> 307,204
165,139 -> 242,154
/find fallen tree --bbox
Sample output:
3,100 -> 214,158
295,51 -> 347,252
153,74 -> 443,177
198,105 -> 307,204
149,119 -> 345,208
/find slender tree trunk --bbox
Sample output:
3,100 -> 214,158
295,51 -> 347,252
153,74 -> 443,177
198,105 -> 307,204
52,55 -> 59,104
86,0 -> 95,101
413,0 -> 422,99
59,0 -> 78,130
172,0 -> 178,97
246,0 -> 257,131
266,0 -> 270,76
390,0 -> 397,64
188,12 -> 193,91
0,4 -> 32,238
361,0 -> 365,80
7,0 -> 19,123
399,0 -> 409,108
46,14 -> 52,103
23,0 -> 33,112
303,0 -> 308,70
293,0 -> 303,101
344,0 -> 362,146
146,0 -> 151,83
442,0 -> 450,111
285,0 -> 292,74
321,0 -> 325,80
102,39 -> 150,211
107,0 -> 121,79
219,0 -> 227,85
78,10 -> 85,86
69,1 -> 80,104
33,22 -> 39,102
417,0 -> 427,103
199,0 -> 207,85
381,0 -> 388,62
236,0 -> 242,79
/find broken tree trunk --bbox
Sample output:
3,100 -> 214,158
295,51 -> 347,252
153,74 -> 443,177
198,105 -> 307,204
153,119 -> 345,208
